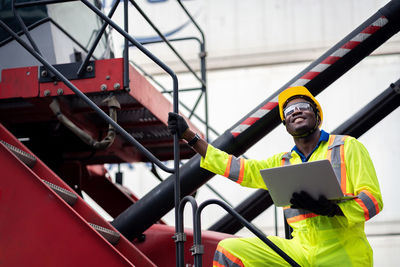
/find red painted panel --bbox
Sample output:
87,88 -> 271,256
39,58 -> 124,97
0,143 -> 135,266
0,123 -> 156,266
0,66 -> 39,99
134,224 -> 235,267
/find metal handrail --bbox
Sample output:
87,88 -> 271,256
129,0 -> 205,88
176,196 -> 199,267
176,0 -> 209,140
77,0 -> 119,76
176,196 -> 300,267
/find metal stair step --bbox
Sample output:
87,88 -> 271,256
0,140 -> 36,168
89,223 -> 120,245
42,179 -> 78,206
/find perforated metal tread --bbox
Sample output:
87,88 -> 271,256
41,179 -> 78,206
89,223 -> 120,245
0,140 -> 36,168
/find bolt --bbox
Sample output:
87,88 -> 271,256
100,84 -> 107,91
86,65 -> 93,72
106,75 -> 110,80
53,81 -> 58,85
26,71 -> 30,75
113,83 -> 121,90
44,90 -> 51,97
41,70 -> 48,77
57,88 -> 64,95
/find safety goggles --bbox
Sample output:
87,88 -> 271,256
283,102 -> 313,118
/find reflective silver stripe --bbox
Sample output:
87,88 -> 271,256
213,250 -> 243,267
284,207 -> 313,219
227,156 -> 241,182
328,135 -> 346,184
282,152 -> 292,166
358,191 -> 378,219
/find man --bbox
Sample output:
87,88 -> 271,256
168,86 -> 382,266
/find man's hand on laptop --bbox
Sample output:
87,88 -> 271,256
290,191 -> 343,217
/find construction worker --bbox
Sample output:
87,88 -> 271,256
168,86 -> 382,267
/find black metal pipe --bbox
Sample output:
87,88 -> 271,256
77,0 -> 119,76
129,60 -> 221,138
208,189 -> 273,233
12,0 -> 42,55
123,0 -> 129,90
176,196 -> 198,267
14,0 -> 76,8
128,0 -> 205,88
195,199 -> 301,267
188,91 -> 203,119
111,0 -> 400,240
176,0 -> 209,141
138,36 -> 201,46
209,79 -> 400,235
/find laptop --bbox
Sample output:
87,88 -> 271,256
260,159 -> 356,207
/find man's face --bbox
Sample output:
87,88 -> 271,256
284,98 -> 318,137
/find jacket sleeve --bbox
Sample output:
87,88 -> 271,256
338,137 -> 383,225
200,144 -> 284,189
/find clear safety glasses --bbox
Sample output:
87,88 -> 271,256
283,102 -> 313,118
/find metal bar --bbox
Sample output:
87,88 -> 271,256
139,36 -> 201,46
111,0 -> 400,239
77,0 -> 182,242
204,184 -> 232,207
208,189 -> 273,234
14,0 -> 77,8
176,0 -> 205,45
177,196 -> 198,267
77,0 -> 119,76
176,0 -> 209,140
162,87 -> 202,93
188,91 -> 203,119
128,0 -> 205,88
130,60 -> 221,137
0,20 -> 175,174
12,0 -> 42,55
49,18 -> 97,59
123,0 -> 129,89
195,199 -> 301,267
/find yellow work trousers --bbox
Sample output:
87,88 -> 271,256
212,233 -> 372,267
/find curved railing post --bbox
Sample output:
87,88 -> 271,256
175,196 -> 199,267
194,199 -> 301,267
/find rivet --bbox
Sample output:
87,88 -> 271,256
113,83 -> 121,90
57,88 -> 64,95
106,75 -> 110,80
41,70 -> 48,77
100,84 -> 107,91
86,65 -> 93,72
44,90 -> 51,96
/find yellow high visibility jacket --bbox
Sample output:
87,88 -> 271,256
201,132 -> 383,266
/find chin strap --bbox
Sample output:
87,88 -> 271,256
290,116 -> 320,138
